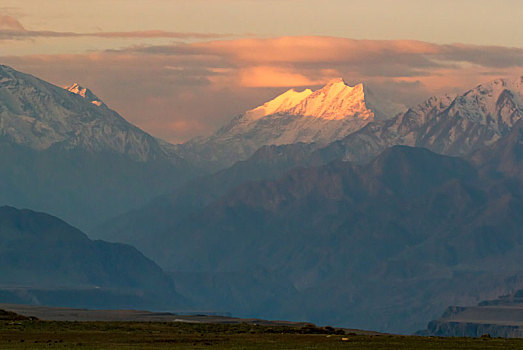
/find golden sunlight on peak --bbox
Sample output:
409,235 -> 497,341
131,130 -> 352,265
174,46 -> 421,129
246,87 -> 313,119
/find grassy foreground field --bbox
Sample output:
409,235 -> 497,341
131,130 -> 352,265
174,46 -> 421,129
1,321 -> 523,349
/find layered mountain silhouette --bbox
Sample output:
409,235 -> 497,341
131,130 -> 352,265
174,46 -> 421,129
0,206 -> 184,310
96,118 -> 523,333
98,77 -> 523,257
0,65 -> 194,229
213,76 -> 523,174
2,65 -> 522,334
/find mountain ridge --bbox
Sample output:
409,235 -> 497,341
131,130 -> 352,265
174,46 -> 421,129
313,75 -> 523,164
0,64 -> 179,162
96,116 -> 523,333
0,64 -> 195,229
177,78 -> 405,170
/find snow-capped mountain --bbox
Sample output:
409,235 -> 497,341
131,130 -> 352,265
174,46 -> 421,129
447,77 -> 522,134
178,78 -> 405,169
322,76 -> 523,163
0,65 -> 194,230
0,65 -> 178,162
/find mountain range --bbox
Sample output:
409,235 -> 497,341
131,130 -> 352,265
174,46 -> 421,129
97,76 -> 523,252
97,119 -> 523,333
317,76 -> 523,164
1,64 -> 522,334
176,78 -> 405,170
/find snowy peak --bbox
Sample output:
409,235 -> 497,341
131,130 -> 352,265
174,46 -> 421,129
245,78 -> 375,121
447,76 -> 523,133
0,64 -> 180,162
245,88 -> 313,119
288,79 -> 371,120
184,77 -> 401,169
64,83 -> 104,107
463,76 -> 523,108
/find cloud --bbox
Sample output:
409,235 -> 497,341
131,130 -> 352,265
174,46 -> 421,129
122,36 -> 441,66
0,15 -> 234,40
0,29 -> 232,40
116,36 -> 523,85
93,30 -> 232,39
195,37 -> 442,64
439,44 -> 523,68
2,36 -> 522,143
238,66 -> 323,87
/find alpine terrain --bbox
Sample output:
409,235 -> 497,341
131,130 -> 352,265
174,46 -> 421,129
0,65 -> 194,229
319,76 -> 523,163
176,78 -> 405,170
96,77 -> 523,334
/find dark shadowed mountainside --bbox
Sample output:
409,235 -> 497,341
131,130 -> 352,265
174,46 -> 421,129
96,76 -> 523,245
94,142 -> 319,246
94,128 -> 523,333
0,206 -> 184,310
470,119 -> 523,181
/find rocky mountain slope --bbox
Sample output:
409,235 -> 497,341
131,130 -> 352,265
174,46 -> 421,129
319,76 -> 523,163
177,78 -> 405,170
95,141 -> 319,247
5,66 -> 522,333
0,206 -> 184,310
0,65 -> 180,161
95,118 -> 523,333
0,65 -> 194,229
168,76 -> 523,198
98,78 -> 523,260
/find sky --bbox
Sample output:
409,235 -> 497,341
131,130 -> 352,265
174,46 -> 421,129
1,0 -> 522,142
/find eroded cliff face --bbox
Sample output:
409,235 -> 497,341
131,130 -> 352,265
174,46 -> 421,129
421,291 -> 523,338
426,320 -> 523,338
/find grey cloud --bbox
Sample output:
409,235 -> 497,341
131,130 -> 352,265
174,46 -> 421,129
0,16 -> 234,41
0,29 -> 233,40
438,45 -> 523,68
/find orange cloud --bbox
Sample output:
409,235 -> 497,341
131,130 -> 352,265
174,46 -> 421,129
239,66 -> 325,87
194,37 -> 441,64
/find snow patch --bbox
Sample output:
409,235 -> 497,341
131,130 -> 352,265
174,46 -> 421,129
246,88 -> 313,119
64,83 -> 104,107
